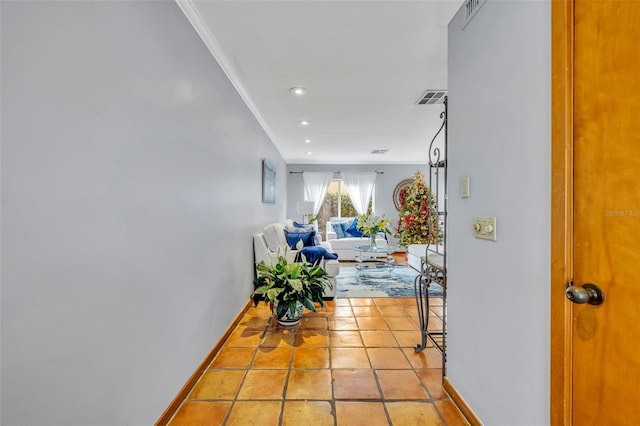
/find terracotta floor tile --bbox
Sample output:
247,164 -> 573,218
225,400 -> 281,426
434,400 -> 470,425
209,347 -> 256,369
430,306 -> 444,316
236,369 -> 287,400
244,304 -> 273,318
335,401 -> 389,426
386,401 -> 443,425
333,306 -> 355,317
367,347 -> 411,369
403,347 -> 443,369
299,315 -> 328,330
305,303 -> 330,315
416,369 -> 447,399
260,330 -> 297,348
392,330 -> 422,347
292,347 -> 330,368
322,299 -> 336,313
322,303 -> 336,314
329,317 -> 359,330
385,316 -> 419,331
356,317 -> 389,330
252,347 -> 292,369
352,306 -> 381,317
295,330 -> 329,347
189,370 -> 245,400
168,401 -> 231,425
332,369 -> 381,399
429,297 -> 443,307
334,298 -> 351,306
360,330 -> 398,347
349,298 -> 374,306
398,297 -> 418,307
282,401 -> 334,425
237,316 -> 270,330
265,321 -> 296,334
329,330 -> 363,347
376,370 -> 430,400
427,316 -> 444,331
377,305 -> 409,317
225,329 -> 263,347
373,298 -> 402,306
286,369 -> 332,400
330,347 -> 371,368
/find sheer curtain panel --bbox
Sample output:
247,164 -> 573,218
302,172 -> 334,214
342,172 -> 376,215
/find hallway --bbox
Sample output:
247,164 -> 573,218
166,297 -> 467,425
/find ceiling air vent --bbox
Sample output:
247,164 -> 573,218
371,149 -> 389,155
463,0 -> 487,29
416,90 -> 447,105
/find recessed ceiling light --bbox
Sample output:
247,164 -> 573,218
304,139 -> 312,144
289,87 -> 308,96
299,120 -> 310,126
307,151 -> 312,155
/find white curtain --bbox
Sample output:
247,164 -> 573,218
342,172 -> 377,215
303,172 -> 334,214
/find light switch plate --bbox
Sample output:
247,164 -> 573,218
473,216 -> 497,241
461,176 -> 470,198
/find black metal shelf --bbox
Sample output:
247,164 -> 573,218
414,96 -> 447,376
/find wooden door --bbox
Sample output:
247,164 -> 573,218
552,0 -> 640,424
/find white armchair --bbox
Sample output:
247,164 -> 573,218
253,221 -> 339,298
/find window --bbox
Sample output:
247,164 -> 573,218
316,180 -> 373,235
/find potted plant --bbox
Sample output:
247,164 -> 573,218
252,255 -> 333,325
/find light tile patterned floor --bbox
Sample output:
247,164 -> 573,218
168,297 -> 468,425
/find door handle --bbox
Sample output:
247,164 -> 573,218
565,283 -> 605,305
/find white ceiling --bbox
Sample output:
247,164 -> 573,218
180,0 -> 463,164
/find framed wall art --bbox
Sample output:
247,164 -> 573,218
262,159 -> 276,204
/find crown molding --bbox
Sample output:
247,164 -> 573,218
175,0 -> 283,158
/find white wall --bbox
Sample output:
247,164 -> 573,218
1,1 -> 286,425
447,1 -> 550,425
286,164 -> 431,247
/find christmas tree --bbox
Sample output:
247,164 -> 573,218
395,170 -> 443,247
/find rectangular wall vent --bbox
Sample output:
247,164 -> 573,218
416,90 -> 447,105
371,149 -> 389,154
463,0 -> 487,29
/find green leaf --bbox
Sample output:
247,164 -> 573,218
266,288 -> 283,300
289,278 -> 303,292
302,297 -> 315,312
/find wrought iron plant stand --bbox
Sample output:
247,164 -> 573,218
414,97 -> 448,374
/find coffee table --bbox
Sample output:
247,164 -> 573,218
352,245 -> 395,274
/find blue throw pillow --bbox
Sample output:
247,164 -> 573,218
292,221 -> 314,232
296,246 -> 339,265
331,222 -> 348,239
345,217 -> 363,237
284,230 -> 316,249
